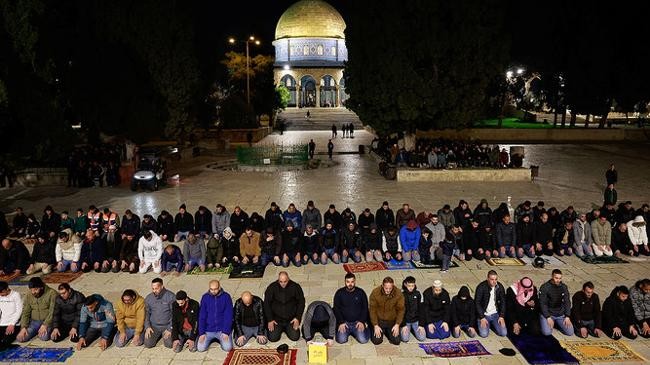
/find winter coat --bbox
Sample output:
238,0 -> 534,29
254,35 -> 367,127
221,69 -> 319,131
301,230 -> 321,254
41,212 -> 61,234
324,210 -> 343,230
230,211 -> 250,237
121,214 -> 141,236
281,228 -> 301,254
156,214 -> 175,238
182,237 -> 206,262
396,209 -> 416,228
357,213 -> 375,232
553,226 -> 575,248
264,208 -> 283,232
144,287 -> 175,330
630,281 -> 650,322
627,218 -> 648,246
591,220 -> 612,246
283,210 -> 302,229
302,301 -> 336,339
496,222 -> 517,248
402,289 -> 424,324
116,293 -> 145,335
194,209 -> 212,233
198,289 -> 233,336
517,220 -> 535,246
436,209 -> 455,228
422,287 -> 451,324
161,245 -> 184,271
375,208 -> 395,230
0,240 -> 30,272
55,230 -> 82,262
79,236 -> 106,264
52,288 -> 85,330
340,226 -> 362,251
302,207 -> 322,231
263,280 -> 305,323
505,286 -> 540,330
211,209 -> 231,234
233,295 -> 265,337
369,286 -> 405,326
21,286 -> 57,327
171,298 -> 199,341
453,207 -> 473,228
475,281 -> 507,318
78,294 -> 115,340
320,227 -> 339,250
174,212 -> 194,232
539,280 -> 571,318
399,225 -> 421,252
474,205 -> 493,228
571,290 -> 602,329
533,221 -> 553,244
602,287 -> 636,330
573,219 -> 592,245
239,231 -> 261,257
382,230 -> 401,253
451,286 -> 476,327
103,232 -> 122,261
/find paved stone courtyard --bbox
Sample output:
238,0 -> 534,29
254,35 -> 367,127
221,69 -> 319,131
2,132 -> 650,364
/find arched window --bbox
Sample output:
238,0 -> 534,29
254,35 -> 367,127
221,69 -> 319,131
317,45 -> 323,55
331,46 -> 336,56
303,45 -> 309,55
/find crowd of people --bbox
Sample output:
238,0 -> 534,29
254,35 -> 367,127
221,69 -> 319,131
65,144 -> 124,188
372,137 -> 517,169
0,270 -> 648,352
1,196 -> 649,278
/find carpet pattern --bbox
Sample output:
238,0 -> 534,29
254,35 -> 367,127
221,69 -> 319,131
508,334 -> 578,364
0,272 -> 22,282
222,348 -> 297,365
419,340 -> 490,358
228,265 -> 266,279
411,260 -> 459,269
42,271 -> 83,284
561,340 -> 645,363
486,257 -> 526,266
342,261 -> 387,273
0,347 -> 74,362
580,255 -> 629,264
385,259 -> 413,270
188,265 -> 232,275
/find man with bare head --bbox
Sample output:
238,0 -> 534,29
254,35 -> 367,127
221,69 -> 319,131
233,291 -> 267,346
264,272 -> 305,342
197,280 -> 233,352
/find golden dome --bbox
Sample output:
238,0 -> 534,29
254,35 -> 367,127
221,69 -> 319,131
275,0 -> 346,40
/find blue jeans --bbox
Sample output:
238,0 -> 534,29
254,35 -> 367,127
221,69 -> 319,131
261,253 -> 280,267
322,248 -> 340,264
575,319 -> 598,337
425,320 -> 450,339
335,321 -> 369,344
197,331 -> 233,352
58,260 -> 79,272
19,320 -> 51,342
237,325 -> 267,346
441,254 -> 452,271
187,258 -> 205,270
478,313 -> 507,337
518,244 -> 536,258
540,315 -> 574,336
164,261 -> 182,272
401,321 -> 426,342
452,324 -> 477,338
341,249 -> 362,263
114,327 -> 143,347
176,231 -> 190,241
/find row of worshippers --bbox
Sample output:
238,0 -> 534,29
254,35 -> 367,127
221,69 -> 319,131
1,271 -> 649,351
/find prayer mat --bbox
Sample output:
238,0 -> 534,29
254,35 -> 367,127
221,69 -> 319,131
229,265 -> 266,279
343,261 -> 387,273
222,348 -> 297,365
580,255 -> 628,264
41,271 -> 83,284
0,346 -> 74,362
0,271 -> 22,282
508,334 -> 578,365
187,265 -> 232,275
561,340 -> 645,363
419,340 -> 490,358
485,257 -> 526,266
385,259 -> 413,270
521,256 -> 566,267
411,260 -> 459,269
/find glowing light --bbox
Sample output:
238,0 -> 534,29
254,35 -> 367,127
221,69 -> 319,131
284,65 -> 291,70
516,68 -> 524,74
506,71 -> 513,78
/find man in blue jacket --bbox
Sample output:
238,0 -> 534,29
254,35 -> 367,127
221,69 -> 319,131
399,220 -> 421,261
197,280 -> 233,352
77,294 -> 116,351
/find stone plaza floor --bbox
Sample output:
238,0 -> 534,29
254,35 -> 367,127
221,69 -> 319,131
1,132 -> 650,364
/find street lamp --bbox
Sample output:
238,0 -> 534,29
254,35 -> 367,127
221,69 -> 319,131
228,35 -> 261,106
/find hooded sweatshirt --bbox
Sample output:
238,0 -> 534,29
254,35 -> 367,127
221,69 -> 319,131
627,216 -> 648,246
399,221 -> 421,252
116,293 -> 145,335
198,289 -> 233,336
138,231 -> 164,263
55,228 -> 82,262
630,281 -> 650,322
450,286 -> 476,327
79,294 -> 115,339
602,287 -> 636,330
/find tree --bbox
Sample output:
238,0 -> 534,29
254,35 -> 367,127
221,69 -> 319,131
276,85 -> 290,110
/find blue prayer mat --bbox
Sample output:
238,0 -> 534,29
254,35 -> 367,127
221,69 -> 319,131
385,259 -> 413,270
508,334 -> 578,364
419,340 -> 491,357
0,347 -> 74,362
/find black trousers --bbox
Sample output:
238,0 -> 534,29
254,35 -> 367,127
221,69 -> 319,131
268,322 -> 300,342
605,325 -> 638,340
302,323 -> 331,341
52,324 -> 80,343
370,321 -> 400,345
0,325 -> 20,350
81,327 -> 115,348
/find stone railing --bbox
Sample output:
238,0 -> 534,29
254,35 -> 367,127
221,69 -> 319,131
397,168 -> 532,182
416,128 -> 649,143
14,168 -> 67,187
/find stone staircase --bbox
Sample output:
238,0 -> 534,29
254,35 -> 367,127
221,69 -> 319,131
278,108 -> 364,131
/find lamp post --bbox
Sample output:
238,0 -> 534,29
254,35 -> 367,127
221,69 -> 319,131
229,36 -> 261,106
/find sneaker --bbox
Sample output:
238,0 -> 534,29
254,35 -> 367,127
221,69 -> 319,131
440,269 -> 448,273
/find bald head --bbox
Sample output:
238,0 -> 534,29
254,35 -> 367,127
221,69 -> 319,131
278,271 -> 289,288
208,280 -> 221,296
241,291 -> 252,305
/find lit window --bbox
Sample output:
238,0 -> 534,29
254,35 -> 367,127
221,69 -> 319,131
303,45 -> 309,55
317,45 -> 323,55
331,46 -> 336,56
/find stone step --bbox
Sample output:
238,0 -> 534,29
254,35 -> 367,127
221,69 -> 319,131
278,108 -> 363,131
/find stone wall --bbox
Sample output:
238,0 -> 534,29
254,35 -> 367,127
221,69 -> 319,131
397,168 -> 532,182
415,128 -> 650,143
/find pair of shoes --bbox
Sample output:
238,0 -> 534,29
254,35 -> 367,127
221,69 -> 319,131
440,269 -> 448,273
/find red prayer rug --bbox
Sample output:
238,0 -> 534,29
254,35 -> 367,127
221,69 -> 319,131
222,348 -> 297,365
42,271 -> 83,284
0,272 -> 21,282
343,261 -> 387,273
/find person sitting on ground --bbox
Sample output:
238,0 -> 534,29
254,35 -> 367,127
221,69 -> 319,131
119,233 -> 140,273
239,227 -> 261,266
74,209 -> 87,236
283,203 -> 302,230
591,213 -> 614,257
174,204 -> 194,242
60,211 -> 75,232
77,294 -> 115,351
515,213 -> 535,258
25,214 -> 41,238
630,279 -> 650,338
425,214 -> 446,257
571,281 -> 604,338
462,219 -> 482,261
101,225 -> 122,273
183,232 -> 206,272
141,214 -> 157,235
375,201 -> 395,231
114,289 -> 145,347
396,204 -> 416,228
156,210 -> 175,242
573,213 -> 595,258
422,279 -> 451,339
627,216 -> 649,256
401,276 -> 425,342
197,280 -> 233,352
0,238 -> 30,275
400,220 -> 421,262
358,208 -> 375,237
212,204 -> 231,237
475,270 -> 508,337
451,286 -> 477,338
79,229 -> 106,273
418,227 -> 435,264
369,276 -> 405,345
10,207 -> 27,237
143,278 -> 175,349
121,210 -> 140,239
440,232 -> 456,273
333,273 -> 370,344
260,228 -> 282,267
26,233 -> 56,275
160,244 -> 183,277
496,214 -> 517,258
138,230 -> 163,274
539,269 -> 574,336
533,212 -> 554,256
218,227 -> 240,268
553,220 -> 575,256
51,283 -> 85,343
382,226 -> 403,262
194,206 -> 212,237
17,277 -> 56,342
302,201 -> 322,232
479,225 -> 498,259
264,272 -> 305,342
602,286 -> 638,340
302,301 -> 336,344
280,221 -> 302,267
340,222 -> 363,263
506,277 -> 541,336
0,281 -> 23,350
301,224 -> 321,265
171,290 -> 200,352
319,221 -> 340,264
233,291 -> 267,347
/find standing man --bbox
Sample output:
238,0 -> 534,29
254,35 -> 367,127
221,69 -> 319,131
114,289 -> 145,347
143,278 -> 175,348
331,124 -> 337,139
308,139 -> 316,160
369,276 -> 405,345
333,273 -> 370,344
571,282 -> 604,338
605,163 -> 618,187
197,280 -> 233,352
264,272 -> 305,342
0,281 -> 22,350
17,277 -> 56,342
233,291 -> 267,346
51,283 -> 85,343
475,270 -> 508,337
171,290 -> 200,353
77,294 -> 115,351
539,269 -> 574,336
327,139 -> 334,160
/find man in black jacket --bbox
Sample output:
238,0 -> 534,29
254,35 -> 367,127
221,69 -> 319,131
451,286 -> 477,338
533,213 -> 554,256
171,290 -> 199,352
506,277 -> 541,335
0,239 -> 30,275
333,273 -> 370,344
375,202 -> 395,231
174,204 -> 194,242
264,272 -> 305,342
571,281 -> 604,338
422,280 -> 451,339
26,234 -> 56,275
233,291 -> 267,346
51,283 -> 85,343
602,286 -> 639,340
539,269 -> 574,336
475,270 -> 507,337
121,210 -> 141,239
